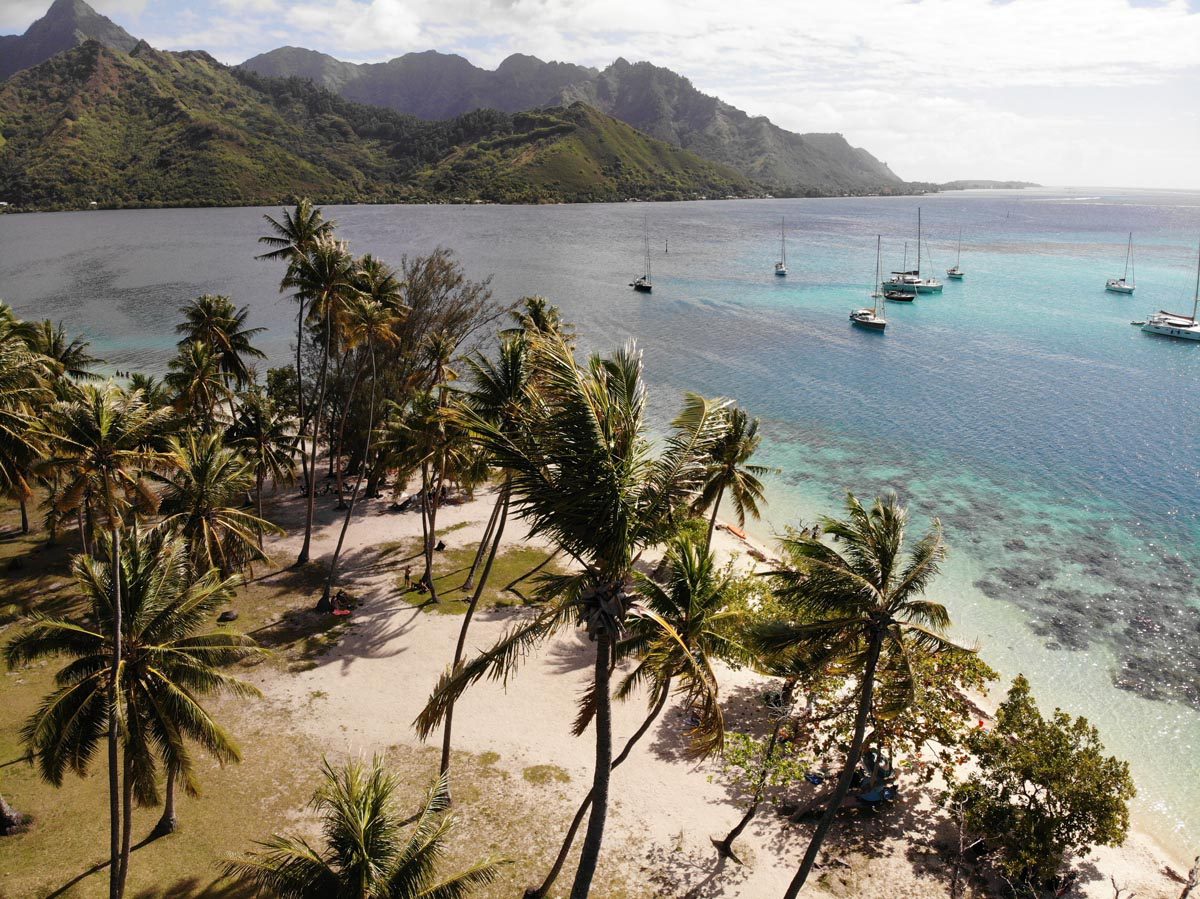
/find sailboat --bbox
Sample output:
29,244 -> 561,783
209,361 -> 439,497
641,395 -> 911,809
851,236 -> 888,331
631,218 -> 652,293
1140,240 -> 1200,340
885,207 -> 943,293
947,229 -> 964,279
1106,232 -> 1136,294
884,241 -> 915,302
775,217 -> 788,276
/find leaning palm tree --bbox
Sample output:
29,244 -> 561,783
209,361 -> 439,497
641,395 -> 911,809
38,383 -> 169,899
28,319 -> 102,384
156,431 -> 281,577
224,757 -> 502,899
4,526 -> 263,895
281,235 -> 360,565
417,334 -> 727,899
755,493 -> 962,897
320,298 -> 400,607
166,340 -> 231,427
175,294 -> 266,402
0,325 -> 52,531
527,535 -> 748,898
229,388 -> 297,526
696,403 -> 774,549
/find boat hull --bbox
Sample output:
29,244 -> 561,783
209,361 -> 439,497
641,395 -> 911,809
850,311 -> 886,331
1106,282 -> 1135,294
1141,319 -> 1200,340
946,270 -> 964,280
884,291 -> 914,302
632,283 -> 652,293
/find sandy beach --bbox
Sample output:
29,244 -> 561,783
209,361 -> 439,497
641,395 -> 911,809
237,479 -> 1190,899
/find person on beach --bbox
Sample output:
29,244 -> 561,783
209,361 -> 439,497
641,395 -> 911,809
403,565 -> 413,590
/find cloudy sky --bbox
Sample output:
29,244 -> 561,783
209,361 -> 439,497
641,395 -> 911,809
4,0 -> 1199,188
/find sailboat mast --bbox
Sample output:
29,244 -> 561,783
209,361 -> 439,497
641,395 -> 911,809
916,207 -> 922,277
1192,239 -> 1199,322
874,235 -> 882,316
1124,232 -> 1132,281
781,217 -> 787,267
957,228 -> 962,267
645,218 -> 651,282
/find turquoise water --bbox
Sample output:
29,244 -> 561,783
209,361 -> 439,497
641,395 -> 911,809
2,188 -> 1198,855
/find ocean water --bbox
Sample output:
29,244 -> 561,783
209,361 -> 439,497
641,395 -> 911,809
2,188 -> 1198,856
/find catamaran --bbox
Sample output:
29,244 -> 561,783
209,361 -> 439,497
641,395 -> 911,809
1106,232 -> 1136,294
775,217 -> 788,276
1140,240 -> 1200,341
851,236 -> 888,331
631,218 -> 652,293
885,241 -> 915,301
885,207 -> 942,294
947,229 -> 964,280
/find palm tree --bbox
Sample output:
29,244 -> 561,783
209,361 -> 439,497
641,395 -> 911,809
156,431 -> 281,577
175,294 -> 266,403
28,319 -> 102,384
0,324 -> 52,533
4,526 -> 263,895
166,341 -> 230,426
38,384 -> 171,899
437,334 -> 532,794
321,298 -> 400,607
281,235 -> 360,565
696,403 -> 774,549
229,388 -> 297,527
417,334 -> 726,899
224,757 -> 503,898
527,535 -> 747,898
755,493 -> 961,897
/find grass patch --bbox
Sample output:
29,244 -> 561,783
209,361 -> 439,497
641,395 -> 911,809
522,765 -> 571,786
383,537 -> 563,616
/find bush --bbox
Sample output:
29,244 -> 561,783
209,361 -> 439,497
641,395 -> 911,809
953,675 -> 1135,891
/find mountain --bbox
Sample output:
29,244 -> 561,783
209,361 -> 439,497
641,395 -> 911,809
0,0 -> 138,80
940,179 -> 1041,190
242,47 -> 598,120
0,41 -> 750,210
241,49 -> 903,195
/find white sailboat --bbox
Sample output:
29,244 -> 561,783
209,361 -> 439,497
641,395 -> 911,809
1106,232 -> 1136,294
885,207 -> 943,294
1140,240 -> 1200,341
884,241 -> 915,302
851,236 -> 888,331
947,229 -> 964,279
775,217 -> 788,276
631,218 -> 652,293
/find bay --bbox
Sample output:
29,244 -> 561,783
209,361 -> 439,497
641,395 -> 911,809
2,188 -> 1198,856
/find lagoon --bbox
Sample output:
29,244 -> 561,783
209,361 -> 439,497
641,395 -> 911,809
2,188 -> 1198,856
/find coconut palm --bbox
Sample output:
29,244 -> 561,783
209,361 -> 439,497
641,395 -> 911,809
755,492 -> 962,897
175,294 -> 266,398
127,374 -> 171,410
28,319 -> 102,385
156,431 -> 281,577
166,341 -> 230,426
417,334 -> 726,899
0,324 -> 52,532
4,526 -> 263,895
321,298 -> 401,607
527,535 -> 748,898
696,403 -> 774,549
223,758 -> 502,899
229,388 -> 297,526
281,235 -> 360,565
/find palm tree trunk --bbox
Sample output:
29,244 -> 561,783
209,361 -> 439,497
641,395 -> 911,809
299,305 -> 333,566
117,748 -> 134,897
322,344 -> 377,605
18,493 -> 28,534
295,298 -> 313,564
153,766 -> 177,837
333,358 -> 363,509
419,461 -> 436,600
529,681 -> 670,899
714,679 -> 796,860
705,483 -> 725,551
107,523 -> 122,899
783,633 -> 882,898
255,470 -> 265,549
569,631 -> 615,899
440,480 -> 511,793
463,486 -> 504,591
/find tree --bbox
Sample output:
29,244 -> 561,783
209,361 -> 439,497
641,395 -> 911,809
5,527 -> 263,893
39,384 -> 169,898
527,535 -> 744,898
223,757 -> 503,899
417,335 -> 726,899
953,675 -> 1135,891
694,403 -> 775,549
0,317 -> 52,533
257,200 -> 336,565
166,341 -> 230,426
174,294 -> 266,401
156,431 -> 281,577
229,387 -> 297,527
27,319 -> 102,385
755,493 -> 965,897
281,235 -> 360,565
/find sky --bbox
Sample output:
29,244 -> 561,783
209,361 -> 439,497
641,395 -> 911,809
2,0 -> 1199,188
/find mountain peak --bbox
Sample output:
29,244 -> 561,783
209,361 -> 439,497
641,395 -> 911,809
1,0 -> 139,80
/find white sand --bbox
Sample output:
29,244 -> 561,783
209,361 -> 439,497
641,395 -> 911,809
249,482 -> 1187,898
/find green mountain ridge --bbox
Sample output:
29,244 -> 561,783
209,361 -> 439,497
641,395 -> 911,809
0,0 -> 138,80
0,41 -> 751,210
